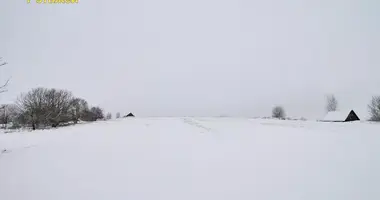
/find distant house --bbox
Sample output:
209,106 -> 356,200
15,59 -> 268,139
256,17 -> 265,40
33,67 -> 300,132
322,110 -> 360,122
124,113 -> 135,118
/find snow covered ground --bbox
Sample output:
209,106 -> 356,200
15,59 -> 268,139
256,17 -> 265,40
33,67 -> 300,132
1,118 -> 380,200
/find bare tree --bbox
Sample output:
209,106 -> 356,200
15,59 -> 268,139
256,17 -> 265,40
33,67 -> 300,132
116,112 -> 121,119
106,113 -> 112,120
81,107 -> 104,122
326,94 -> 338,112
368,96 -> 380,121
17,88 -> 75,129
0,104 -> 21,128
91,107 -> 104,120
272,106 -> 286,119
43,89 -> 74,127
17,88 -> 47,130
69,98 -> 89,124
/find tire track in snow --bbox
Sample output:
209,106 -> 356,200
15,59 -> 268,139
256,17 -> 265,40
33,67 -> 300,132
181,118 -> 213,133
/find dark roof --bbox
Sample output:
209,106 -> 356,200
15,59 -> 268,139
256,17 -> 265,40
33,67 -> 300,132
124,112 -> 135,117
322,110 -> 360,122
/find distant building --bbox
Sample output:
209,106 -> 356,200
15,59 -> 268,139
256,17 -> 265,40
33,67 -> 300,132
322,110 -> 360,122
124,113 -> 135,118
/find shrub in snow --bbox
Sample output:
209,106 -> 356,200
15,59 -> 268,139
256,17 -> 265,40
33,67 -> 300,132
272,106 -> 286,119
106,113 -> 112,120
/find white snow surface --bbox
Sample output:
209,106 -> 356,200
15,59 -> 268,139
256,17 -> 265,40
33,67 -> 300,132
322,110 -> 352,121
1,118 -> 380,200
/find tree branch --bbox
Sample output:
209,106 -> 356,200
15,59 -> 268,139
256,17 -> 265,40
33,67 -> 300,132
0,57 -> 9,93
0,78 -> 10,93
0,57 -> 7,67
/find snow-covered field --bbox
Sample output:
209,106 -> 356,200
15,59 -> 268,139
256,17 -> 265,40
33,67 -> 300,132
1,118 -> 380,200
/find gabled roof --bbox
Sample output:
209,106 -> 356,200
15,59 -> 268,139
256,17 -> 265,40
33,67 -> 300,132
125,112 -> 135,117
322,110 -> 356,122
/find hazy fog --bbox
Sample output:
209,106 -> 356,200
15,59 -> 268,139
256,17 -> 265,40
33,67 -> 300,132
1,0 -> 379,119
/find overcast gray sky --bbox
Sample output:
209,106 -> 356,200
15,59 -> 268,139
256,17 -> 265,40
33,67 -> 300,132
0,0 -> 379,119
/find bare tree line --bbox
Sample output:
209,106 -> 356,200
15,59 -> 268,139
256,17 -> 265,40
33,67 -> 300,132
3,57 -> 380,125
6,90 -> 380,126
1,88 -> 105,130
0,58 -> 106,130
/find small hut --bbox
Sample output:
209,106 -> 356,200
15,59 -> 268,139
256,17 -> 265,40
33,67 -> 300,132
322,110 -> 360,122
124,112 -> 135,118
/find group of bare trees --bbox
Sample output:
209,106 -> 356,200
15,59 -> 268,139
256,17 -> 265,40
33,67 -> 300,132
271,94 -> 380,121
326,94 -> 380,121
0,58 -> 107,130
0,87 -> 105,130
271,94 -> 338,120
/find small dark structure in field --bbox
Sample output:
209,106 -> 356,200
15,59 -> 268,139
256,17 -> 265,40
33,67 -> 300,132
124,113 -> 135,118
322,110 -> 360,122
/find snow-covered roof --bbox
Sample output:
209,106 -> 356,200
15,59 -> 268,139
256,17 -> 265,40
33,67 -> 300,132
322,110 -> 353,122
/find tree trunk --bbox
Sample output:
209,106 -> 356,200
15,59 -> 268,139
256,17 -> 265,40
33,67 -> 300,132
52,122 -> 59,128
